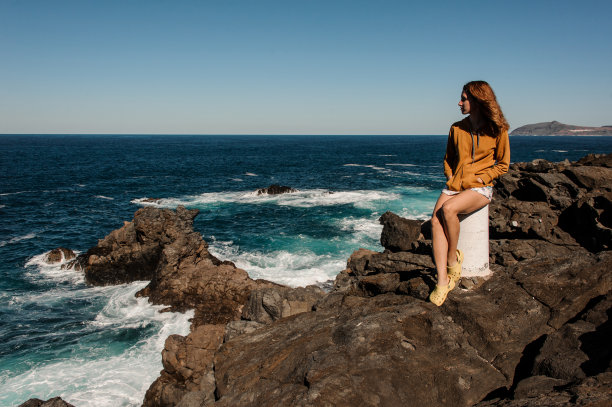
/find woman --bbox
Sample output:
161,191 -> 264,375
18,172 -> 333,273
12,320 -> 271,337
429,81 -> 510,306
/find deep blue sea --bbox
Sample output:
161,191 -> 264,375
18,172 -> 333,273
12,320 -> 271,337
1,134 -> 611,406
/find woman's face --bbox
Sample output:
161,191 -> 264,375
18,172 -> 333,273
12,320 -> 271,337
458,91 -> 472,115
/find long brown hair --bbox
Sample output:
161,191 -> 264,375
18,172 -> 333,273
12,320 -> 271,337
463,81 -> 509,137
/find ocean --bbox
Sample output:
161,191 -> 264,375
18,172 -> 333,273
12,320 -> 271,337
1,134 -> 611,406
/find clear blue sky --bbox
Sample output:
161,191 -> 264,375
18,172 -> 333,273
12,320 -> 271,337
1,0 -> 610,134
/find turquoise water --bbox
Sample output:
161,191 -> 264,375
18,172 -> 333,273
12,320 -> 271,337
1,134 -> 611,406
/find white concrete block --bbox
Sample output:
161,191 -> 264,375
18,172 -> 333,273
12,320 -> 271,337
457,205 -> 490,277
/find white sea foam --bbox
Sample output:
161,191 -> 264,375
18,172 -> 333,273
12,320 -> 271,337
0,233 -> 37,248
343,163 -> 389,172
24,250 -> 84,285
397,208 -> 433,220
0,283 -> 192,407
336,216 -> 384,242
209,241 -> 346,287
94,195 -> 114,200
0,190 -> 30,196
0,204 -> 6,209
385,163 -> 416,167
245,172 -> 258,176
552,150 -> 568,153
231,178 -> 243,182
133,189 -> 400,210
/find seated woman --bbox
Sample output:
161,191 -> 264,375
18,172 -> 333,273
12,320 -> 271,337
430,81 -> 510,306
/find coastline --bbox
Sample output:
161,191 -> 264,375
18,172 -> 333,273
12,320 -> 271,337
19,153 -> 612,407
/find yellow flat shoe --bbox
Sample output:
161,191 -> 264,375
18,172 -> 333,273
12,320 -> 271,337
447,249 -> 463,286
429,279 -> 455,306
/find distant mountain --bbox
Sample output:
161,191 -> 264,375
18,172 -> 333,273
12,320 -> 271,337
511,121 -> 612,136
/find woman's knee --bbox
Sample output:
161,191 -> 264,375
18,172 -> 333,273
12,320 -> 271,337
441,202 -> 458,221
431,207 -> 445,228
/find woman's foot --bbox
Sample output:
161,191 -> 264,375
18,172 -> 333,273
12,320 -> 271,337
429,276 -> 455,306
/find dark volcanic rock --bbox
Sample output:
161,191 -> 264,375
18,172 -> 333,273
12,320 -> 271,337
490,156 -> 612,251
337,248 -> 434,298
510,251 -> 612,329
137,261 -> 268,326
489,197 -> 578,245
256,184 -> 297,195
73,206 -> 203,285
18,398 -> 75,407
211,250 -> 611,406
578,153 -> 612,168
214,294 -> 507,407
379,211 -> 422,252
444,273 -> 552,381
564,165 -> 612,190
66,205 -> 277,326
511,375 -> 569,400
45,247 -> 76,263
559,190 -> 612,251
475,373 -> 612,406
143,324 -> 225,407
241,285 -> 326,324
531,293 -> 612,381
489,239 -> 576,267
532,321 -> 592,381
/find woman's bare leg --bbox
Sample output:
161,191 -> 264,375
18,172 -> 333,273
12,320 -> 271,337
440,190 -> 490,267
431,193 -> 454,286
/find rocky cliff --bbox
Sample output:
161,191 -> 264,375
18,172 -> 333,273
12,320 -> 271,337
511,121 -> 612,136
26,155 -> 612,407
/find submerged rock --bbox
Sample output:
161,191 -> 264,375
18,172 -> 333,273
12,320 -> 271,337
256,184 -> 297,195
45,247 -> 75,264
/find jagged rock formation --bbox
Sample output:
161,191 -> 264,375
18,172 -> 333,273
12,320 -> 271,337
64,206 -> 277,326
511,121 -> 612,136
25,153 -> 612,407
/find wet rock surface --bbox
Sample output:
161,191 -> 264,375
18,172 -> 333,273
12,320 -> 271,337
45,247 -> 76,264
256,184 -> 297,195
27,153 -> 612,407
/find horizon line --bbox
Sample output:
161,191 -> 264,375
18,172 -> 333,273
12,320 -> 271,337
2,133 -> 611,137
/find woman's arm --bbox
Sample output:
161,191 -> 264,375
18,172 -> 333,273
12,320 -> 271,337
480,130 -> 510,184
443,127 -> 456,180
